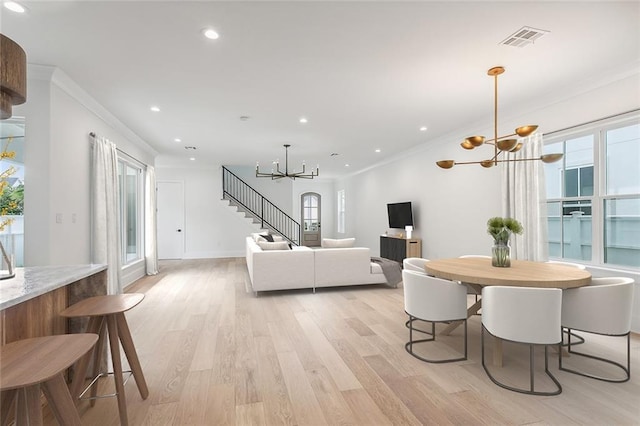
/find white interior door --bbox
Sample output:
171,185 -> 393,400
157,181 -> 184,259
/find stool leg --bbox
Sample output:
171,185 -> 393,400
14,385 -> 42,426
90,319 -> 108,407
116,312 -> 149,399
71,316 -> 104,399
107,314 -> 129,426
41,374 -> 82,426
0,390 -> 16,426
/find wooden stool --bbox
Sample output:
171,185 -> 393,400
0,334 -> 98,426
60,293 -> 149,426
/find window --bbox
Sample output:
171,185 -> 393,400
0,117 -> 24,269
544,113 -> 640,268
337,189 -> 345,234
117,158 -> 144,265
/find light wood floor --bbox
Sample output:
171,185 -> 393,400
54,258 -> 639,425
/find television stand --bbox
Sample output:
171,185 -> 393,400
380,235 -> 422,263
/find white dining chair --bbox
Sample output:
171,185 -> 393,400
559,277 -> 635,382
403,257 -> 429,273
481,285 -> 563,395
402,270 -> 468,363
546,260 -> 586,270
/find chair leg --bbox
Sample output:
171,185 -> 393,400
0,390 -> 16,426
481,326 -> 562,396
71,316 -> 103,400
116,313 -> 149,399
41,375 -> 82,426
107,314 -> 129,426
405,315 -> 466,363
559,332 -> 630,383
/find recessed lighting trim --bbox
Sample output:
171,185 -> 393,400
203,28 -> 219,40
375,149 -> 381,153
150,106 -> 160,112
174,138 -> 182,143
299,117 -> 308,124
345,164 -> 350,167
420,126 -> 428,132
189,157 -> 196,161
4,1 -> 25,13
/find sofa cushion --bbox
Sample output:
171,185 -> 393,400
257,241 -> 290,251
321,238 -> 355,248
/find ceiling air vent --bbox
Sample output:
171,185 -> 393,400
501,26 -> 549,48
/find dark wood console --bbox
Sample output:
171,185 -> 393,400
380,235 -> 422,263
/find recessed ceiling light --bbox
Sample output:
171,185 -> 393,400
420,126 -> 428,132
189,157 -> 196,161
203,28 -> 219,40
299,117 -> 308,124
150,106 -> 160,112
345,164 -> 350,167
174,138 -> 182,142
4,2 -> 25,13
375,149 -> 381,153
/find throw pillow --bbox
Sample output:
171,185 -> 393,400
257,241 -> 290,250
321,238 -> 356,248
259,233 -> 275,242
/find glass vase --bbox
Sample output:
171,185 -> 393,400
492,240 -> 511,267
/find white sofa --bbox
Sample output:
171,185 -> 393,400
245,236 -> 388,293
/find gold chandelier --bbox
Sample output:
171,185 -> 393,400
256,144 -> 319,180
436,66 -> 563,169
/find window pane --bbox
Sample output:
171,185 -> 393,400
604,197 -> 640,267
547,202 -> 562,257
543,142 -> 563,199
606,124 -> 640,195
564,169 -> 578,197
562,202 -> 592,261
565,135 -> 593,196
580,166 -> 594,196
125,165 -> 139,262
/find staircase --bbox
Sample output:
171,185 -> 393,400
222,166 -> 301,245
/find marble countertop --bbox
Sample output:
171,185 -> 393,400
0,264 -> 107,311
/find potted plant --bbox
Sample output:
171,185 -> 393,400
487,217 -> 523,267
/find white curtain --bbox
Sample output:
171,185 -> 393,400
91,135 -> 122,295
501,133 -> 549,261
144,165 -> 159,275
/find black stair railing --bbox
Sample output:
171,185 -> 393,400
222,166 -> 301,245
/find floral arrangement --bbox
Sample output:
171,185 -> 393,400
487,217 -> 523,244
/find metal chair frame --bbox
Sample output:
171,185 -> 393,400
405,312 -> 467,363
559,328 -> 631,383
481,326 -> 562,396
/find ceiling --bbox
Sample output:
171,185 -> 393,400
2,1 -> 639,178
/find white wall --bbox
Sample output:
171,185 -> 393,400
155,165 -> 259,258
14,66 -> 156,286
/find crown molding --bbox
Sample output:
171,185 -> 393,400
27,64 -> 158,161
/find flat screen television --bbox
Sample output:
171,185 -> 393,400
387,202 -> 414,229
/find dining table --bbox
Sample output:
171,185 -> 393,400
424,257 -> 592,366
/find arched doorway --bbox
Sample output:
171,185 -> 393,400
301,192 -> 321,247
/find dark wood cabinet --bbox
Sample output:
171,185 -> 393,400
380,235 -> 422,263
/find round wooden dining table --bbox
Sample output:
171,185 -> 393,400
424,257 -> 591,366
425,257 -> 591,288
